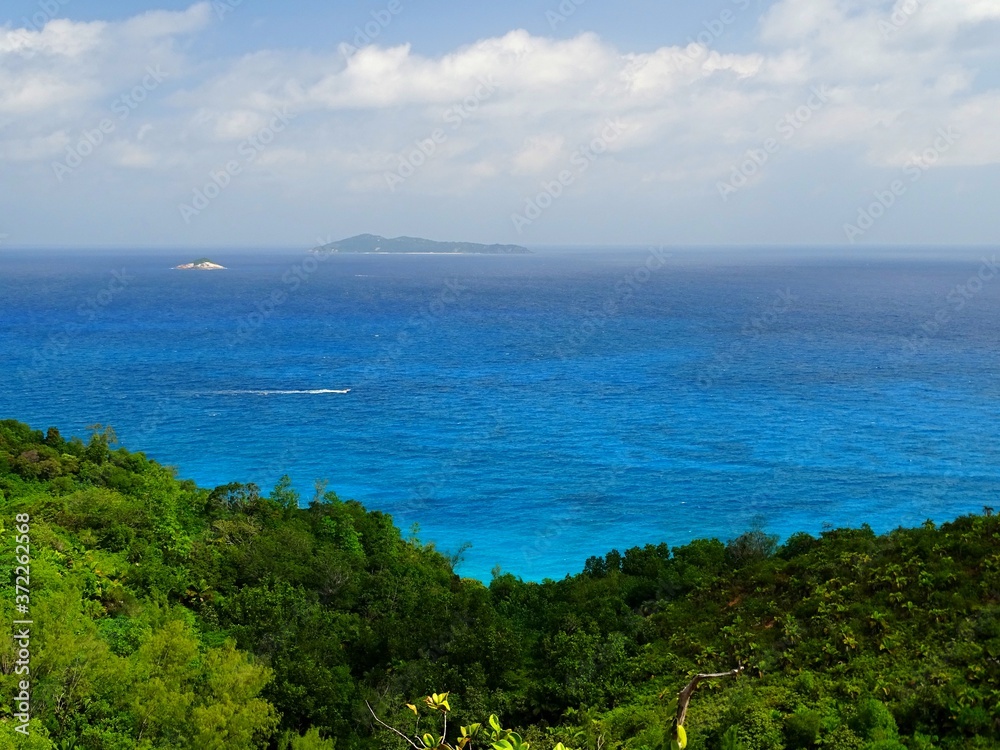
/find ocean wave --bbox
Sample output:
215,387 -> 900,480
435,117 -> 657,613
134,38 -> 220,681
208,389 -> 351,395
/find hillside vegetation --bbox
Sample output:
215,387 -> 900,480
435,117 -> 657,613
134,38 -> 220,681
0,420 -> 997,749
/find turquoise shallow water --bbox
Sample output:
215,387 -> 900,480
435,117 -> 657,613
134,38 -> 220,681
2,249 -> 998,580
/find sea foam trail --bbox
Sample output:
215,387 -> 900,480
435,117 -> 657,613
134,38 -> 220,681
207,389 -> 351,395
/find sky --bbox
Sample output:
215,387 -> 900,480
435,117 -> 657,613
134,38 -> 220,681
1,0 -> 999,250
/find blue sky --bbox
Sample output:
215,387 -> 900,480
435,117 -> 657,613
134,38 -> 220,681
6,1 -> 766,57
2,0 -> 998,249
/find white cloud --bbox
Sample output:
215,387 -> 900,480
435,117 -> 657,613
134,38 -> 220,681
0,18 -> 106,57
0,131 -> 69,161
512,135 -> 566,176
0,70 -> 94,114
0,5 -> 207,121
112,141 -> 159,168
1,1 -> 998,245
118,3 -> 212,38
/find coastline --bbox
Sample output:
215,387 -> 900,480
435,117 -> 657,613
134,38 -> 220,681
318,251 -> 530,255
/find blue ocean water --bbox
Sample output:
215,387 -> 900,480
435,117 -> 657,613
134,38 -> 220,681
2,249 -> 999,580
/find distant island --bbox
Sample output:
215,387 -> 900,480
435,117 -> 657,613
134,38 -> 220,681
315,234 -> 530,255
174,258 -> 226,270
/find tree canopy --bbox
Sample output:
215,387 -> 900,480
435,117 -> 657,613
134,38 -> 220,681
1,419 -> 998,749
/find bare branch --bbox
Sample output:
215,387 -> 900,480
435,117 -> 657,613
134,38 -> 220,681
367,701 -> 423,750
674,666 -> 744,729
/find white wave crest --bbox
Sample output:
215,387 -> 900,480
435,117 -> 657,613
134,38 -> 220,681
209,389 -> 351,395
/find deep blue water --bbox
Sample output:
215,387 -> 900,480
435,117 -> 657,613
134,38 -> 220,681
2,249 -> 999,580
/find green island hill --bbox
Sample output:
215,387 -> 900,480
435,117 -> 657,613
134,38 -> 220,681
0,419 -> 997,749
315,234 -> 531,254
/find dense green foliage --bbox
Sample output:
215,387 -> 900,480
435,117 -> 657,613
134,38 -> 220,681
0,420 -> 998,749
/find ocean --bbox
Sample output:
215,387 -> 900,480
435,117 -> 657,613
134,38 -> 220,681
2,248 -> 998,580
